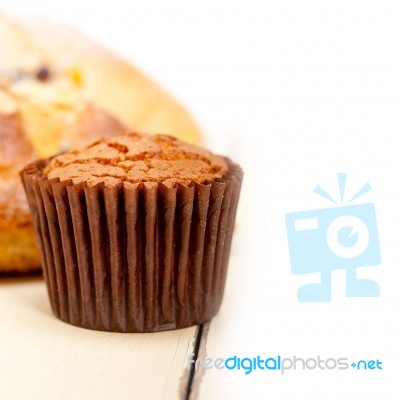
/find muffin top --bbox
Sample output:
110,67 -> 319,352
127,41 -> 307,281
44,133 -> 229,187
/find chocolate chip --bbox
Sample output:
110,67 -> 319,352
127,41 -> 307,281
36,67 -> 51,82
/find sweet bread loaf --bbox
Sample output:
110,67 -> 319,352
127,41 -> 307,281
0,14 -> 201,273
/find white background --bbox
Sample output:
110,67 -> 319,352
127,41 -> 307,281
1,1 -> 398,399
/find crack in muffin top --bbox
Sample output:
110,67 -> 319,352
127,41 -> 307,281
44,132 -> 229,187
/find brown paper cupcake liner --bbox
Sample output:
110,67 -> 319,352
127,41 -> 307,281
21,158 -> 243,332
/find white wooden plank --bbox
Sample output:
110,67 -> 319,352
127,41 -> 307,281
0,278 -> 197,400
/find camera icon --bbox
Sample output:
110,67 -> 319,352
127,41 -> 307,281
286,203 -> 381,301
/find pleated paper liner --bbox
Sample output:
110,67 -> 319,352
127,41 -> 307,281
20,158 -> 243,333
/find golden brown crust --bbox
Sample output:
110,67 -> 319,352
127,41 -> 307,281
0,103 -> 41,271
0,117 -> 32,171
0,225 -> 41,272
0,174 -> 32,228
0,103 -> 35,228
45,133 -> 228,186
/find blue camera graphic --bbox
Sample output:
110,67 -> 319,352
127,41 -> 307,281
285,174 -> 381,302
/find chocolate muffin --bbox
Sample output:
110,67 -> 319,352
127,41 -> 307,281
21,133 -> 243,332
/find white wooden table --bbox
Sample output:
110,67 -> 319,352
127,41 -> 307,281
0,277 -> 207,400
